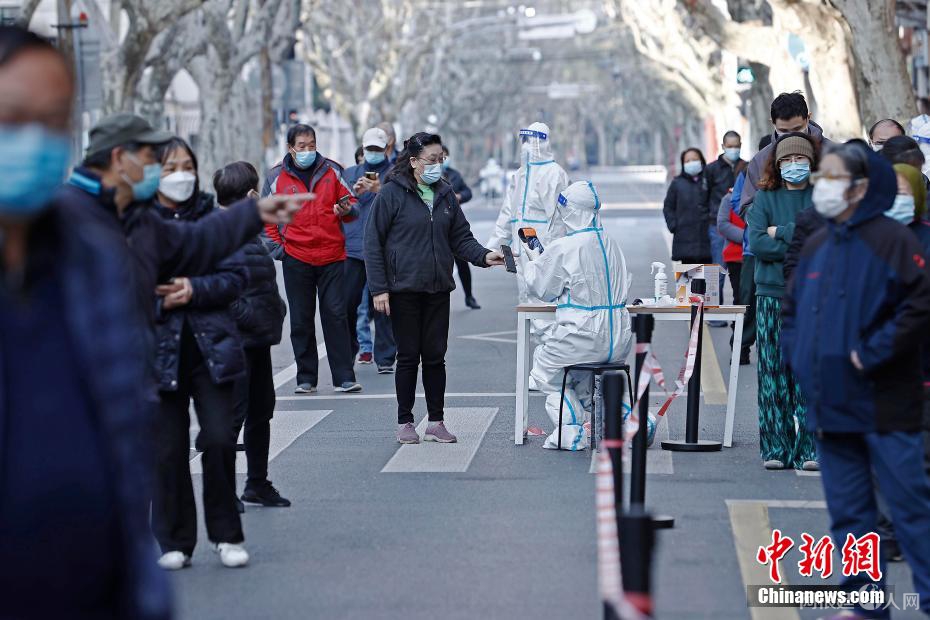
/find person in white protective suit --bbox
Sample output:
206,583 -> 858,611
487,122 -> 570,308
522,181 -> 640,450
909,114 -> 930,177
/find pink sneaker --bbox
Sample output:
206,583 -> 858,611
397,423 -> 420,444
424,421 -> 457,443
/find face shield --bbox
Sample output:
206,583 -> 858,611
556,181 -> 601,233
909,115 -> 930,176
519,122 -> 553,163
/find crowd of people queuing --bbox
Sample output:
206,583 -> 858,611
5,17 -> 930,617
664,90 -> 930,615
0,24 -> 504,617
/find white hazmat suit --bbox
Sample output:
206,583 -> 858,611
523,182 -> 634,450
487,122 -> 570,307
909,114 -> 930,177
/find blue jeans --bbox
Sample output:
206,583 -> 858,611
708,225 -> 728,301
344,258 -> 396,366
356,291 -> 373,354
817,431 -> 930,616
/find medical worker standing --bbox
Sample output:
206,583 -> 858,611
488,122 -> 570,306
522,182 -> 634,450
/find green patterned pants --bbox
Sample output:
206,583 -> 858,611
756,295 -> 817,468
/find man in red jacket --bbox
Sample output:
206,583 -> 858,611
262,124 -> 362,393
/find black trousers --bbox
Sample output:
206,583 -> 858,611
344,258 -> 396,366
726,261 -> 750,356
152,327 -> 243,555
389,292 -> 451,424
739,254 -> 757,351
282,254 -> 356,386
454,257 -> 473,299
233,345 -> 275,485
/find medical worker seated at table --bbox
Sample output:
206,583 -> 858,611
521,181 -> 650,450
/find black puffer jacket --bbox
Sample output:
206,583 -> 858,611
230,236 -> 286,348
663,172 -> 711,262
154,192 -> 248,391
364,174 -> 490,295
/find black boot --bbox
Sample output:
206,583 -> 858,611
465,296 -> 481,309
241,480 -> 291,507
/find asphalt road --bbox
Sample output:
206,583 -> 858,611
172,173 -> 922,620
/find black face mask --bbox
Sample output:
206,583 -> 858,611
774,124 -> 810,140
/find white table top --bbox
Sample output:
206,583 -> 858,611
515,304 -> 747,315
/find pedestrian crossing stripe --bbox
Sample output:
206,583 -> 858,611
190,409 -> 332,474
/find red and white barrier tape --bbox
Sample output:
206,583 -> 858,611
623,307 -> 702,439
654,302 -> 703,418
596,448 -> 649,620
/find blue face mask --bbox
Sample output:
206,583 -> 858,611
420,163 -> 442,184
0,124 -> 71,217
780,161 -> 811,185
724,147 -> 741,162
364,150 -> 385,165
121,153 -> 162,201
886,194 -> 916,224
293,149 -> 317,168
683,160 -> 703,176
441,158 -> 451,171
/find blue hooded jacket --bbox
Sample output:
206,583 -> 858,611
782,146 -> 930,433
343,157 -> 392,260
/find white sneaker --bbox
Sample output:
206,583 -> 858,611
214,542 -> 249,568
528,376 -> 540,392
157,551 -> 191,570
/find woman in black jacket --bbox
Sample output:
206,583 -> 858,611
214,161 -> 290,509
151,138 -> 250,570
365,132 -> 504,444
663,148 -> 711,263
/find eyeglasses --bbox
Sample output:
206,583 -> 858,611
778,155 -> 810,165
417,155 -> 445,165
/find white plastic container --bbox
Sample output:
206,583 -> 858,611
651,262 -> 668,301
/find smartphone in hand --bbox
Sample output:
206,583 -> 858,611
501,245 -> 518,273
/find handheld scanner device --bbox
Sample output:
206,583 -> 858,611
518,227 -> 544,253
501,245 -> 518,273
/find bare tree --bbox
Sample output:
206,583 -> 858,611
183,0 -> 299,178
70,0 -> 207,113
299,0 -> 444,133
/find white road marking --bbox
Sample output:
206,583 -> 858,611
190,409 -> 332,474
271,343 -> 328,390
727,499 -> 827,510
276,392 -> 547,401
700,324 -> 728,405
459,330 -> 519,344
600,202 -> 662,210
587,409 -> 674,475
726,500 -> 800,620
381,407 -> 499,473
795,469 -> 821,477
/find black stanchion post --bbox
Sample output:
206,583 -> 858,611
601,371 -> 625,620
603,371 -> 655,618
620,505 -> 655,617
662,280 -> 722,452
630,315 -> 674,530
630,315 -> 651,505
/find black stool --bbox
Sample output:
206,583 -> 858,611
558,362 -> 634,451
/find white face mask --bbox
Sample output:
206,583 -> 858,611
159,171 -> 197,203
812,179 -> 849,219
